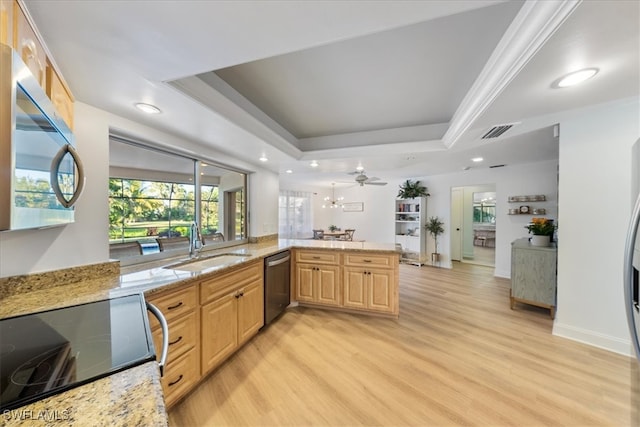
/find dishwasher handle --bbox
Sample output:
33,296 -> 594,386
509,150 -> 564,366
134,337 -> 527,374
266,254 -> 291,267
146,302 -> 169,377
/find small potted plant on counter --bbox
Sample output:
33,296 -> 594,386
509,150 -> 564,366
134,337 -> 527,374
328,224 -> 339,232
425,216 -> 445,266
526,218 -> 556,247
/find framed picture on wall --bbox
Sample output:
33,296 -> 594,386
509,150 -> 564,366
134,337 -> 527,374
342,202 -> 364,212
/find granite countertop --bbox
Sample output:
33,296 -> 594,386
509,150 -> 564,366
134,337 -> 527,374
1,362 -> 167,426
0,238 -> 398,425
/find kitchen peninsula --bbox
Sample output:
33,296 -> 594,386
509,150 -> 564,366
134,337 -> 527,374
0,238 -> 399,425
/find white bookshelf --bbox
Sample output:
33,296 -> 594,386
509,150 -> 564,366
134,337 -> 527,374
395,197 -> 427,265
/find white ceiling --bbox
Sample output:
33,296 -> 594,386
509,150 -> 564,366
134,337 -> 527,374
23,0 -> 640,188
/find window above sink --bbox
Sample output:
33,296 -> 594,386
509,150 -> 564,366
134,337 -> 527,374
108,136 -> 247,264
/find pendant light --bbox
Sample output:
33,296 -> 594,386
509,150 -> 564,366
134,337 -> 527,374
322,183 -> 344,209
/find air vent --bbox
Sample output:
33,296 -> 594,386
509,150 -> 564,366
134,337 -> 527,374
481,124 -> 514,139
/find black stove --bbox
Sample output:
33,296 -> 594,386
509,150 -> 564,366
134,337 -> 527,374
0,294 -> 156,410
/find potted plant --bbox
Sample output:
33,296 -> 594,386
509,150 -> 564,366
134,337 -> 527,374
397,179 -> 430,199
328,224 -> 338,232
526,218 -> 556,247
425,216 -> 445,265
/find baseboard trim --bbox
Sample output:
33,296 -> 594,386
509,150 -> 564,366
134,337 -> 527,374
494,269 -> 510,279
552,322 -> 633,357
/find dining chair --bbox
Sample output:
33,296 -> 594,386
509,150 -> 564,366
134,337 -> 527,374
312,229 -> 325,240
342,229 -> 355,241
156,236 -> 190,252
109,241 -> 143,258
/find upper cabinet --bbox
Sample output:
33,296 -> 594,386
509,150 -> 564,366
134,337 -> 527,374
0,0 -> 13,46
8,0 -> 75,129
14,1 -> 46,88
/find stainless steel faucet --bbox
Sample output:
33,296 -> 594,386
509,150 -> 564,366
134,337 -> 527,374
189,222 -> 203,258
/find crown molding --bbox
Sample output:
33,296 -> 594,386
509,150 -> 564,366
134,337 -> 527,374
442,0 -> 582,148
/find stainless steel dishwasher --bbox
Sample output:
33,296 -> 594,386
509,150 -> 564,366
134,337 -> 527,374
264,250 -> 291,326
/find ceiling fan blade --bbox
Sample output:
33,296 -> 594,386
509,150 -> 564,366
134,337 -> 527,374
366,177 -> 381,182
347,171 -> 360,175
365,181 -> 387,186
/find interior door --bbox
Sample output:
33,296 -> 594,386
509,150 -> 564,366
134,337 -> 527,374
451,188 -> 463,261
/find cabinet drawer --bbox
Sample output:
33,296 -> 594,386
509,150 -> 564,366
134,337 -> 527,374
296,250 -> 339,265
161,347 -> 199,408
200,260 -> 262,304
147,285 -> 197,329
344,253 -> 395,269
152,310 -> 197,363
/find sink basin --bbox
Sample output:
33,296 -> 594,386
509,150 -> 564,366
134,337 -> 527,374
164,253 -> 252,272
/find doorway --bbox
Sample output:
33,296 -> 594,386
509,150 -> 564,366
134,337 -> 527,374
450,185 -> 496,267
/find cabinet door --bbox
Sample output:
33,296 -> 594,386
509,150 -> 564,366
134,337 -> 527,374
46,61 -> 74,130
15,2 -> 46,88
201,293 -> 237,374
295,264 -> 315,302
316,265 -> 341,306
237,281 -> 264,345
343,268 -> 367,310
368,269 -> 395,313
0,0 -> 12,46
512,248 -> 556,305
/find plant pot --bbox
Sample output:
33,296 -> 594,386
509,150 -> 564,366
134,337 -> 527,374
530,235 -> 550,247
431,252 -> 440,265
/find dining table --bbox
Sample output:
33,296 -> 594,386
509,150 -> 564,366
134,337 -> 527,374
323,231 -> 347,240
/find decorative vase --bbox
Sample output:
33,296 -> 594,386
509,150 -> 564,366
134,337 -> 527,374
530,235 -> 550,247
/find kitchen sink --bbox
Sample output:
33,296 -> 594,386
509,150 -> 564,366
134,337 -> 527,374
164,253 -> 252,272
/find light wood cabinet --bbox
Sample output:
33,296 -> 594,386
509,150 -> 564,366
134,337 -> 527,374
0,0 -> 13,46
510,238 -> 557,318
343,267 -> 395,314
14,1 -> 46,88
9,0 -> 75,129
295,263 -> 341,306
146,284 -> 200,408
294,249 -> 399,316
200,261 -> 264,375
46,59 -> 74,129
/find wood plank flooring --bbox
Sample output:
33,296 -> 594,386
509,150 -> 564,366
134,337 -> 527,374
169,263 -> 639,426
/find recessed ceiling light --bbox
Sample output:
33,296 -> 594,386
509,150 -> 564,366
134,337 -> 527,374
472,157 -> 483,162
310,160 -> 319,168
285,169 -> 293,174
356,165 -> 364,172
259,155 -> 268,162
554,68 -> 599,88
134,103 -> 161,114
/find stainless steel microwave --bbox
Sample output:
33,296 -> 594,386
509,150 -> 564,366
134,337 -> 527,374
0,43 -> 84,231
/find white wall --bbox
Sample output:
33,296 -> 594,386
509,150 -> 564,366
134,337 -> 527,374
0,102 -> 279,277
307,160 -> 559,276
249,170 -> 279,236
554,98 -> 640,356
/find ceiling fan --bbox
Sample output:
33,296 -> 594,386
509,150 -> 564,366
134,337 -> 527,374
347,169 -> 388,186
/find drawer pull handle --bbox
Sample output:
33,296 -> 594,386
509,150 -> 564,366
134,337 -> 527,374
168,375 -> 183,387
312,256 -> 321,259
363,259 -> 372,263
169,336 -> 183,346
167,301 -> 183,310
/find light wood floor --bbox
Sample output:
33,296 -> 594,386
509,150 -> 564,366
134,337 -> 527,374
169,263 -> 639,426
